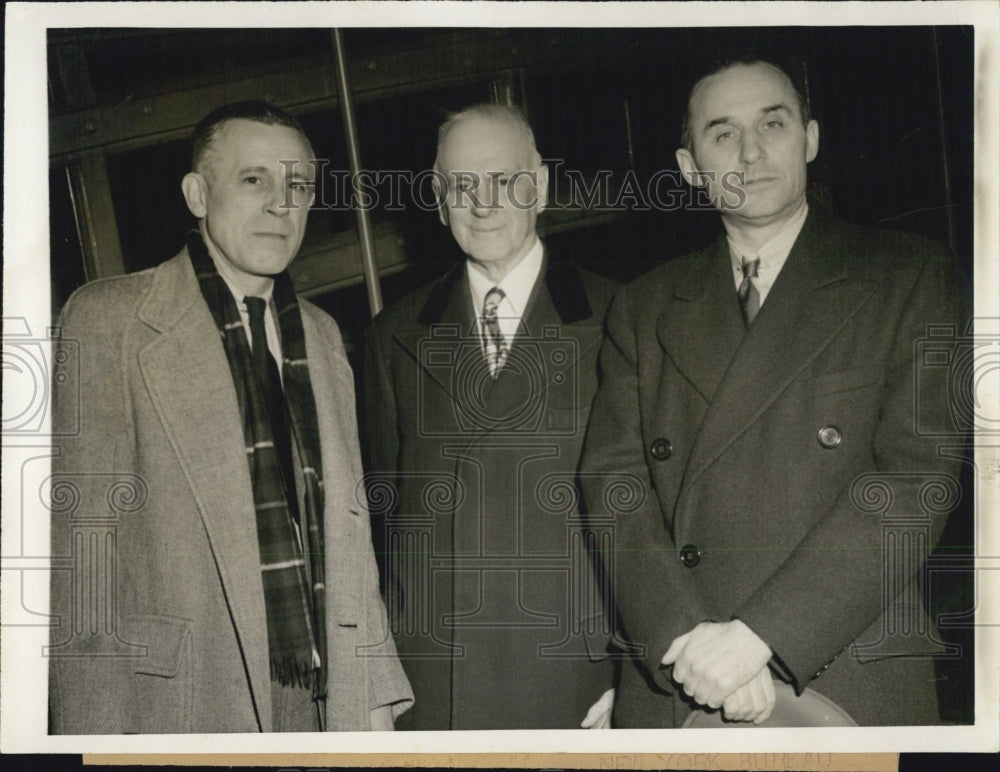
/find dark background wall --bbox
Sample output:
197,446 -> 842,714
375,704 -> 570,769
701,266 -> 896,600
50,26 -> 974,315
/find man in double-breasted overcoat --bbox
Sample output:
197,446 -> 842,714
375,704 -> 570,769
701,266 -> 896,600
580,60 -> 966,728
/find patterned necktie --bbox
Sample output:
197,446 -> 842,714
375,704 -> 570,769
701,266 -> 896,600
738,257 -> 761,327
481,286 -> 508,378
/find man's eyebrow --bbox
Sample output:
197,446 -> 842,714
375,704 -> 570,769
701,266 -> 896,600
703,116 -> 733,133
761,103 -> 792,116
701,103 -> 794,134
263,165 -> 316,183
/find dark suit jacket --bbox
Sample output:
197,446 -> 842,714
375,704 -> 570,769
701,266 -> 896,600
580,209 -> 967,727
365,252 -> 618,729
49,250 -> 412,733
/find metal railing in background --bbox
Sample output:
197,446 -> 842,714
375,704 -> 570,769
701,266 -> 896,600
332,28 -> 384,318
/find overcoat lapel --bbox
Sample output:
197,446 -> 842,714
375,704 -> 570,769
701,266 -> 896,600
481,274 -> 560,419
304,311 -> 366,625
136,252 -> 272,731
398,263 -> 479,411
656,238 -> 746,404
404,254 -> 603,437
474,256 -> 603,430
679,213 -> 879,499
300,310 -> 369,728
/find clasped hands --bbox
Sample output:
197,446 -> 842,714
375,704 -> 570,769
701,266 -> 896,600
661,619 -> 776,724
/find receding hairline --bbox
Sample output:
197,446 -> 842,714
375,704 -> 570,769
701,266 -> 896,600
193,116 -> 315,179
682,60 -> 811,151
434,104 -> 542,172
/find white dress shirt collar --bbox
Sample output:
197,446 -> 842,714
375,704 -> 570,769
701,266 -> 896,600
467,237 -> 544,347
726,203 -> 809,305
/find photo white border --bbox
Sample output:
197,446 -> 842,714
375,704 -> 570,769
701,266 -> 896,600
3,0 -> 998,756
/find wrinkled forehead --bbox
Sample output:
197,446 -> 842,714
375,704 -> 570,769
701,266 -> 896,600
212,119 -> 315,171
690,62 -> 801,124
437,115 -> 535,175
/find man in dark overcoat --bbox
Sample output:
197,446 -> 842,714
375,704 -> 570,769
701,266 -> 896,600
580,60 -> 966,727
365,104 -> 617,729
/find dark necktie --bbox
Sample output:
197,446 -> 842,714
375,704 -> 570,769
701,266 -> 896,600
245,296 -> 299,524
738,257 -> 761,327
481,286 -> 508,378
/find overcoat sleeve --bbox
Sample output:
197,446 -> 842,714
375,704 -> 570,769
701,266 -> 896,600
304,306 -> 413,722
361,317 -> 401,605
48,280 -> 139,732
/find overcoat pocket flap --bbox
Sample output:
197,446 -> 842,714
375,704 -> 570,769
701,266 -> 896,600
806,366 -> 880,397
546,404 -> 590,431
125,614 -> 192,678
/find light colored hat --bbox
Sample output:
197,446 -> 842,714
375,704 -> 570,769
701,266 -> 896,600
682,682 -> 857,728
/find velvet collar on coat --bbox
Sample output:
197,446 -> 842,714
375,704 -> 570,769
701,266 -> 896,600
416,247 -> 595,327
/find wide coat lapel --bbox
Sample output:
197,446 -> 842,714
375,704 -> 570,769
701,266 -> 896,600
679,211 -> 879,497
402,263 -> 478,412
135,250 -> 272,731
403,254 -> 603,439
656,237 -> 746,405
484,257 -> 602,423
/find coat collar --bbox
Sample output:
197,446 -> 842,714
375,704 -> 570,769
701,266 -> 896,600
417,245 -> 595,327
657,237 -> 746,403
657,206 -> 856,402
405,245 -> 601,431
137,246 -> 204,333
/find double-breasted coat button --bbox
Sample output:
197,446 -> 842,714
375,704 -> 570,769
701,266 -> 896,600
817,425 -> 842,449
650,437 -> 672,461
680,544 -> 701,568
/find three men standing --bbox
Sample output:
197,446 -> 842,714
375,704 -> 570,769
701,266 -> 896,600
50,61 -> 964,734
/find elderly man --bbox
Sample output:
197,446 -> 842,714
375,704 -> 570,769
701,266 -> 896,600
49,101 -> 412,733
580,60 -> 965,727
364,104 -> 617,729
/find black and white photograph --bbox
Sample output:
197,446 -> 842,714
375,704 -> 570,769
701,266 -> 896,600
2,0 -> 998,761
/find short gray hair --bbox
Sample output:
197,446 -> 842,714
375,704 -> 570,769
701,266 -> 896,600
434,103 -> 541,171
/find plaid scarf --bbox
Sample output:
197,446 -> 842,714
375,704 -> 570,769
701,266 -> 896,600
189,232 -> 328,715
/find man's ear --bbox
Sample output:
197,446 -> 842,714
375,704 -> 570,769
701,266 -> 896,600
181,172 -> 208,219
805,120 -> 820,163
431,173 -> 448,227
534,163 -> 550,215
676,149 -> 705,188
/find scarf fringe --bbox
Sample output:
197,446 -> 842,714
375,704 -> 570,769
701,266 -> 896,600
270,656 -> 318,689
